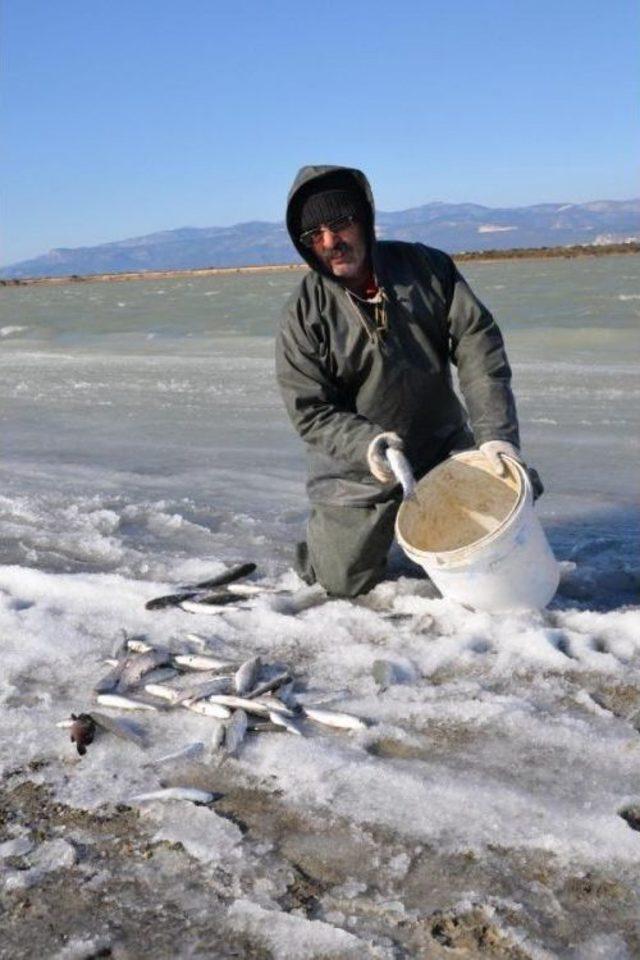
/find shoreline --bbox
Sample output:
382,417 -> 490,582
1,241 -> 638,287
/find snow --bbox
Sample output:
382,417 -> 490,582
0,262 -> 638,954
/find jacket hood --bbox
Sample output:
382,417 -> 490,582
286,165 -> 376,279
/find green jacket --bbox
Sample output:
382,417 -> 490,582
276,165 -> 519,506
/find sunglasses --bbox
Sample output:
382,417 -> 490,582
299,215 -> 357,249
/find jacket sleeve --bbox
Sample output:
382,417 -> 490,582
435,251 -> 520,448
276,287 -> 385,472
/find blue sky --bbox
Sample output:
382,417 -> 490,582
3,0 -> 638,263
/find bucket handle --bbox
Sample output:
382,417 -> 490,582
386,448 -> 417,500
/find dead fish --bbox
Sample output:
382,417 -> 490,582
127,787 -> 215,805
303,706 -> 368,731
149,742 -> 205,766
91,711 -> 148,748
126,637 -> 155,654
268,711 -> 304,736
190,561 -> 257,590
247,671 -> 292,700
173,654 -> 236,672
140,666 -> 179,686
170,676 -> 234,704
209,723 -> 226,754
224,709 -> 248,756
94,661 -> 127,694
116,649 -> 172,692
182,699 -> 232,719
247,720 -> 285,733
207,694 -> 293,719
179,598 -> 244,615
69,713 -> 96,756
144,682 -> 182,704
234,656 -> 262,696
252,696 -> 296,717
96,693 -> 160,712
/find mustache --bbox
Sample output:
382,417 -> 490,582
322,241 -> 352,260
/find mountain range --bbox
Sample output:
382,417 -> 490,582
3,199 -> 639,279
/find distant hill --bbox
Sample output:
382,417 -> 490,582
3,199 -> 639,279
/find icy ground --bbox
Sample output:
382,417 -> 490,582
0,556 -> 639,958
0,261 -> 639,957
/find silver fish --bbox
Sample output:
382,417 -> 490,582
173,654 -> 236,672
140,666 -> 179,686
224,709 -> 248,756
170,676 -> 233,704
127,787 -> 214,805
209,723 -> 226,754
179,599 -> 242,615
117,649 -> 172,692
268,711 -> 304,736
149,742 -> 205,766
183,699 -> 231,719
144,683 -> 182,703
234,656 -> 262,695
126,637 -> 155,654
94,662 -> 127,694
247,671 -> 292,700
96,693 -> 159,712
303,706 -> 367,731
91,711 -> 148,748
207,694 -> 293,719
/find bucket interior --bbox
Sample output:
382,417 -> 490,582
397,451 -> 522,554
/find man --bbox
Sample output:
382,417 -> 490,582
276,164 -> 537,598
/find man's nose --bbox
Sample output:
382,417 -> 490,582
318,226 -> 340,247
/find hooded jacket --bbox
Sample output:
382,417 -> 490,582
276,165 -> 519,506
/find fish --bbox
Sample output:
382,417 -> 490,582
127,787 -> 215,805
224,709 -> 248,756
207,694 -> 294,719
116,649 -> 172,692
93,662 -> 128,694
172,654 -> 236,672
126,638 -> 155,654
179,598 -> 244,615
385,447 -> 416,499
148,742 -> 205,766
169,676 -> 234,704
140,666 -> 179,686
69,713 -> 97,755
247,671 -> 292,700
209,723 -> 226,754
234,656 -> 262,696
96,694 -> 160,712
188,562 -> 257,590
268,711 -> 304,736
182,699 -> 232,719
302,706 -> 368,731
144,683 -> 183,704
91,711 -> 148,748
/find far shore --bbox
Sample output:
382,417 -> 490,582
1,241 -> 638,287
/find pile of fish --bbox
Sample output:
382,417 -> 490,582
59,631 -> 368,763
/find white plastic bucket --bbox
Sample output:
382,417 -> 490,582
394,450 -> 559,612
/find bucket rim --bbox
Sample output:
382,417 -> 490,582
396,452 -> 533,565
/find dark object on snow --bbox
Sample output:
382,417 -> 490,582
70,713 -> 96,756
145,562 -> 257,610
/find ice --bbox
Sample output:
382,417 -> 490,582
147,801 -> 244,865
226,898 -> 384,959
0,263 -> 638,953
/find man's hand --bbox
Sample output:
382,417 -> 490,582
367,432 -> 404,483
479,440 -> 522,477
479,440 -> 544,500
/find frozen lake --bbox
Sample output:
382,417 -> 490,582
0,255 -> 639,958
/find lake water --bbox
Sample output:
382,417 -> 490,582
1,254 -> 638,591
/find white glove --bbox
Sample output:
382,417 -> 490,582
367,432 -> 404,483
479,440 -> 522,477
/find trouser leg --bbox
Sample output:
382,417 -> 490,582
296,493 -> 402,598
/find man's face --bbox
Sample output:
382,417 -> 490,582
309,218 -> 368,281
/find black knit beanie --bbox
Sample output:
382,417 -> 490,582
299,188 -> 363,234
